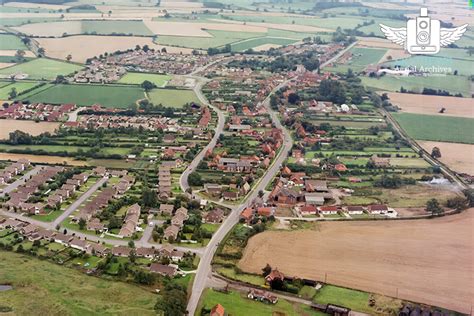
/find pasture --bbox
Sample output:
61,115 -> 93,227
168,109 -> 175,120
384,55 -> 474,76
0,34 -> 27,50
0,251 -> 156,315
239,209 -> 474,314
82,20 -> 153,36
117,72 -> 171,87
23,84 -> 145,108
393,113 -> 474,144
0,58 -> 82,80
0,81 -> 41,100
147,88 -> 199,108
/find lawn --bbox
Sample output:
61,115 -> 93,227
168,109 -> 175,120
0,251 -> 156,315
361,75 -> 471,97
198,289 -> 325,316
117,72 -> 171,87
314,285 -> 373,314
0,58 -> 83,80
393,113 -> 474,144
81,20 -> 153,36
23,84 -> 145,108
0,81 -> 41,100
0,34 -> 27,50
147,88 -> 199,108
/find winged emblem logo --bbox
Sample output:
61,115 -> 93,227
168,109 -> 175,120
380,8 -> 468,55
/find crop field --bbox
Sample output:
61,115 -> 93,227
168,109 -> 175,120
12,21 -> 83,37
361,75 -> 471,97
0,58 -> 82,80
117,72 -> 171,87
0,17 -> 59,27
0,119 -> 60,139
0,34 -> 27,50
418,140 -> 474,175
239,209 -> 474,314
0,251 -> 156,315
393,113 -> 474,144
198,289 -> 322,316
37,35 -> 195,63
231,37 -> 296,52
326,47 -> 387,73
147,88 -> 199,108
155,30 -> 265,49
386,92 -> 474,118
0,81 -> 41,100
23,84 -> 145,108
82,20 -> 153,36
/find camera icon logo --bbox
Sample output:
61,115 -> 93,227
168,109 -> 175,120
380,8 -> 468,55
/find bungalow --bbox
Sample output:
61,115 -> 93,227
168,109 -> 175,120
222,191 -> 239,201
164,225 -> 180,240
159,204 -> 174,216
318,206 -> 339,215
0,218 -> 26,230
136,247 -> 157,259
149,263 -> 177,277
345,206 -> 364,215
119,203 -> 141,237
86,243 -> 109,257
265,268 -> 284,284
112,245 -> 132,257
19,223 -> 38,236
204,208 -> 225,223
54,233 -> 73,245
204,183 -> 222,197
87,218 -> 105,232
367,204 -> 388,215
70,238 -> 88,251
93,166 -> 107,176
299,204 -> 318,216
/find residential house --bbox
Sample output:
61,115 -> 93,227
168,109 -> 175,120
367,204 -> 388,215
164,225 -> 180,240
112,245 -> 132,257
136,247 -> 157,259
247,289 -> 278,304
210,304 -> 226,316
240,207 -> 254,224
345,206 -> 364,215
119,203 -> 141,237
204,208 -> 225,223
149,263 -> 177,277
204,183 -> 222,197
318,206 -> 339,215
265,269 -> 284,285
159,204 -> 174,216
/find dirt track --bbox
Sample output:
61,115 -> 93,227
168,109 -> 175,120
239,210 -> 474,313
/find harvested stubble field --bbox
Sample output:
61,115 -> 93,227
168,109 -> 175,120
239,209 -> 474,313
37,35 -> 195,62
387,93 -> 474,118
0,119 -> 60,139
418,140 -> 474,175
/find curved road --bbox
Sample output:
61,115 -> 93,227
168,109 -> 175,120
186,77 -> 294,316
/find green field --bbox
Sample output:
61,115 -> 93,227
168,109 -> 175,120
384,55 -> 474,76
81,20 -> 153,36
393,113 -> 474,144
0,58 -> 83,80
23,84 -> 145,108
0,34 -> 27,50
147,88 -> 200,108
361,75 -> 472,97
117,72 -> 171,87
0,17 -> 59,27
0,251 -> 156,315
326,47 -> 387,73
198,289 -> 324,316
0,81 -> 40,100
231,37 -> 296,52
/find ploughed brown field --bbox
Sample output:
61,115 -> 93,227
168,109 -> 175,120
239,210 -> 474,313
387,92 -> 474,118
418,140 -> 474,175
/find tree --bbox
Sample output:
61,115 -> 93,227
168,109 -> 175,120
15,49 -> 26,60
154,283 -> 187,316
8,87 -> 17,99
66,54 -> 72,62
462,189 -> 474,207
21,37 -> 31,46
128,240 -> 135,248
78,218 -> 86,230
262,263 -> 272,277
141,80 -> 156,92
188,172 -> 203,186
446,196 -> 467,210
142,188 -> 157,207
152,230 -> 159,242
287,92 -> 300,104
426,198 -> 443,215
37,47 -> 45,57
431,147 -> 441,158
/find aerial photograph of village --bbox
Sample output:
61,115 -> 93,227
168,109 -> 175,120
0,0 -> 472,314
